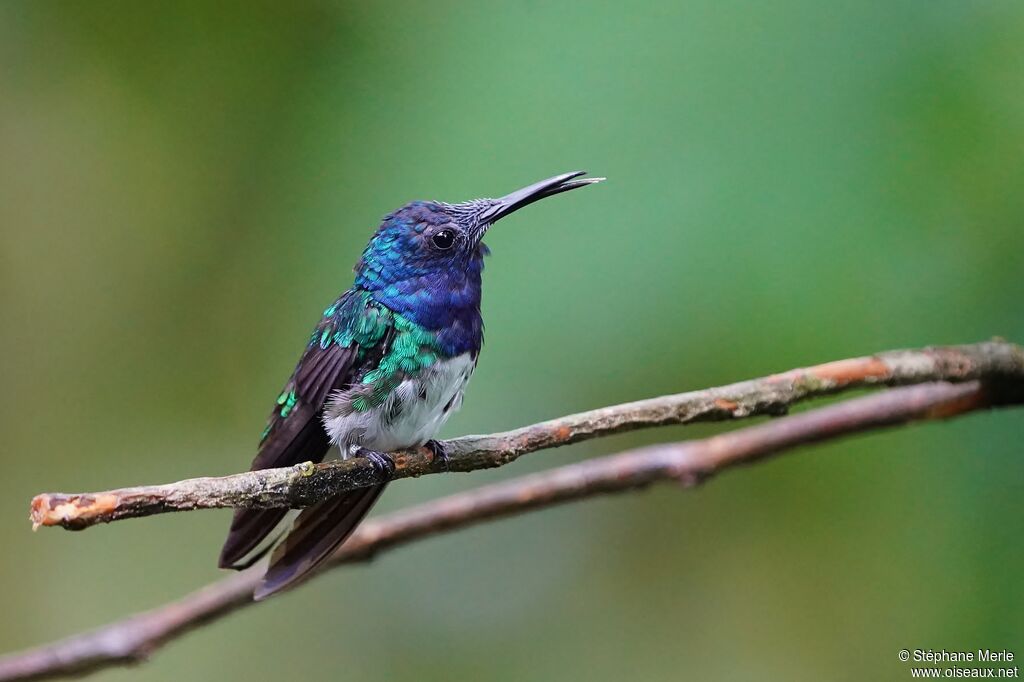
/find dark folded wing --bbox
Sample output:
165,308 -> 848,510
219,295 -> 365,569
218,403 -> 333,569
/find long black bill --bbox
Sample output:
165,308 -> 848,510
477,170 -> 604,225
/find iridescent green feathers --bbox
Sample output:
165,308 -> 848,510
312,294 -> 390,354
262,290 -> 441,444
222,289 -> 441,569
352,316 -> 441,412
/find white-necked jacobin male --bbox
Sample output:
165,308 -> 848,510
220,171 -> 603,598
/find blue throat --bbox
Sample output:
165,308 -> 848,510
354,204 -> 486,357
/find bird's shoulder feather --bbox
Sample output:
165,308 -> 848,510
252,290 -> 395,463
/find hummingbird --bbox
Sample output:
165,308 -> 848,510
219,171 -> 604,599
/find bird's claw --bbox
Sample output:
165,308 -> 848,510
425,439 -> 450,472
359,449 -> 396,478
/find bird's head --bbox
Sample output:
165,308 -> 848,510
355,171 -> 602,288
353,171 -> 603,347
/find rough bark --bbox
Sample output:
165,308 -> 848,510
29,341 -> 1024,531
3,341 -> 1022,682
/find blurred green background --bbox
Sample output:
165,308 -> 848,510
1,2 -> 1022,680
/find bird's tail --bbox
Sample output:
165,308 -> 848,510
253,483 -> 387,600
219,507 -> 290,570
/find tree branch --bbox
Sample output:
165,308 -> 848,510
2,377 -> 1022,682
29,341 -> 1024,530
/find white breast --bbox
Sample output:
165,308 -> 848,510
322,352 -> 476,454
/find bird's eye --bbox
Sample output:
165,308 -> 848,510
431,229 -> 456,250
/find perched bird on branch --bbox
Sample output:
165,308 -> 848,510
219,171 -> 604,598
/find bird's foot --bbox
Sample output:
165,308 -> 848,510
424,439 -> 450,472
357,448 -> 396,479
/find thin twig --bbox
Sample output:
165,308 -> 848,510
1,377 -> 1021,681
29,341 -> 1024,530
